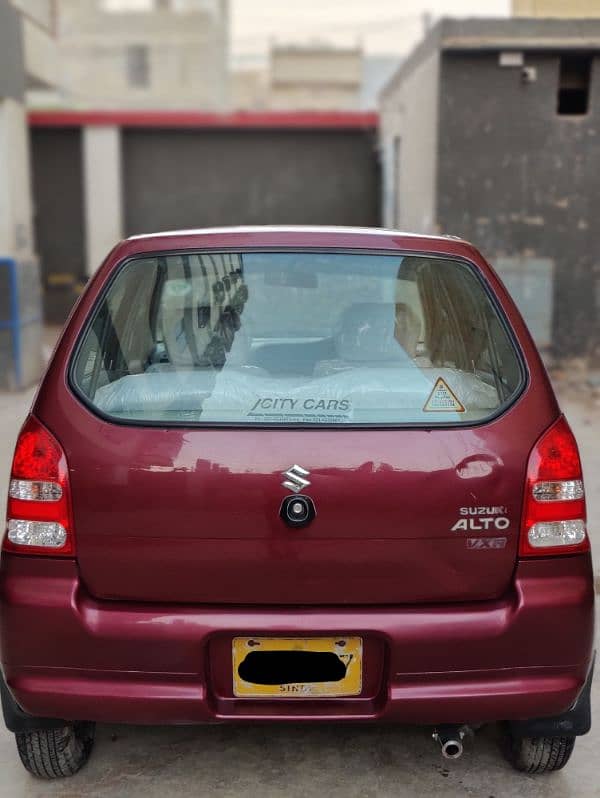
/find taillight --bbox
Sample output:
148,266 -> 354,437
520,415 -> 589,557
4,416 -> 75,556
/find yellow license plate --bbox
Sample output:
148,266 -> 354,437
232,636 -> 362,698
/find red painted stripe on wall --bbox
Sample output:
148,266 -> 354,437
28,110 -> 379,130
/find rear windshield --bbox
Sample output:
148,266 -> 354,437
71,251 -> 523,426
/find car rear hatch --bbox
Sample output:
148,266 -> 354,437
61,247 -> 537,604
67,423 -> 527,604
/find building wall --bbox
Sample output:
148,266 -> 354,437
269,47 -> 362,111
232,69 -> 268,110
22,13 -> 59,88
82,126 -> 122,277
0,0 -> 56,388
436,50 -> 600,358
235,51 -> 396,113
122,128 -> 379,235
11,0 -> 54,29
379,48 -> 440,233
48,0 -> 228,110
271,49 -> 362,85
269,85 -> 360,111
0,2 -> 30,259
0,1 -> 26,102
513,0 -> 600,16
0,100 -> 34,258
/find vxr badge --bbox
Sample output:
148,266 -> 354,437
282,464 -> 311,493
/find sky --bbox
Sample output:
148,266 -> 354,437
231,0 -> 511,65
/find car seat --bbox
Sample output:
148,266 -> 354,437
315,302 -> 418,376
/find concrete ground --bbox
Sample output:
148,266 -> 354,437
0,378 -> 598,797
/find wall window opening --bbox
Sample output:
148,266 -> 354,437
557,55 -> 592,115
126,45 -> 150,88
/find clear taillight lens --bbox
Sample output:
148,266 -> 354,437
9,479 -> 63,502
3,416 -> 75,557
520,416 -> 589,557
532,479 -> 584,502
7,520 -> 68,548
527,519 -> 587,549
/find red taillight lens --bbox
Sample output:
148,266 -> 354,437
520,415 -> 589,557
4,416 -> 75,557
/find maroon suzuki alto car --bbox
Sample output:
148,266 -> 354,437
1,227 -> 594,779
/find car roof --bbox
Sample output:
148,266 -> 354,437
113,225 -> 483,264
128,225 -> 462,244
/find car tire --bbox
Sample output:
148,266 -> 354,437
15,721 -> 95,779
506,732 -> 575,773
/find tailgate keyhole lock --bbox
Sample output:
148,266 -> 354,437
280,495 -> 316,528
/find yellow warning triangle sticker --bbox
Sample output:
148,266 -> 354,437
423,377 -> 465,412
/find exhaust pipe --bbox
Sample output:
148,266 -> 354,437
440,737 -> 463,760
432,726 -> 467,760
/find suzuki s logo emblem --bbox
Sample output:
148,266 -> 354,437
282,464 -> 311,493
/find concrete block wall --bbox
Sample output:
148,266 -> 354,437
379,19 -> 600,359
436,50 -> 600,359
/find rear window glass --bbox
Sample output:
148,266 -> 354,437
71,251 -> 523,425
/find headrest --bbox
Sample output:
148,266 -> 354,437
394,301 -> 421,358
336,303 -> 411,363
161,278 -> 212,367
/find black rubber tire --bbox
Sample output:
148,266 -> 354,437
506,733 -> 576,773
15,722 -> 95,779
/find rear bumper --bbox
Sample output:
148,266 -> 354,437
0,554 -> 594,727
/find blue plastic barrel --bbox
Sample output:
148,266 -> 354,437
0,258 -> 42,390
